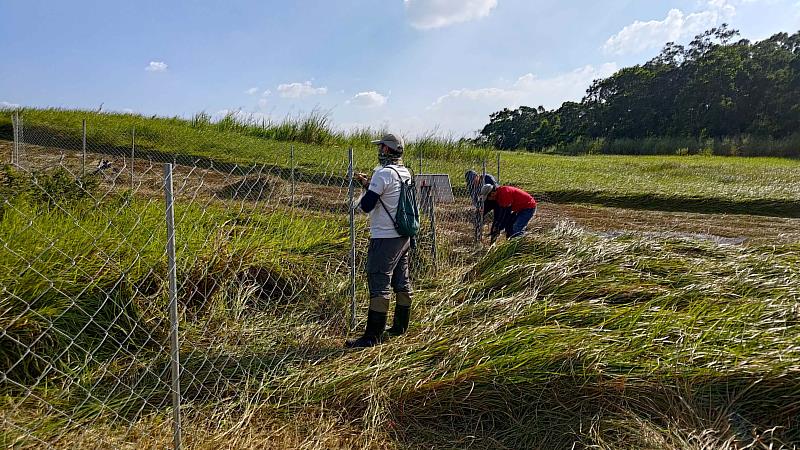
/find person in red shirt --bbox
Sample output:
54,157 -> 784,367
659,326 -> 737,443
479,184 -> 537,240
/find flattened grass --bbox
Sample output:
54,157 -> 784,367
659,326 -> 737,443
3,217 -> 799,448
284,224 -> 800,448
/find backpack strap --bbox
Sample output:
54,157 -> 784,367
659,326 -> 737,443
375,165 -> 410,230
377,197 -> 399,229
384,165 -> 412,183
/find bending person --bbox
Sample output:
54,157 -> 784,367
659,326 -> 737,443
479,184 -> 537,240
465,169 -> 497,209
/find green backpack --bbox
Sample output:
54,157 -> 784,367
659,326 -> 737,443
378,166 -> 420,237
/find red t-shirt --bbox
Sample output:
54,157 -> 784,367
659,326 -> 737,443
495,186 -> 536,213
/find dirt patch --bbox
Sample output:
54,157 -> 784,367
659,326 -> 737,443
217,177 -> 279,201
6,139 -> 799,248
534,203 -> 800,245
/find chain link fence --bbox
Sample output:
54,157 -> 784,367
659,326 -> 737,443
1,112 -> 505,448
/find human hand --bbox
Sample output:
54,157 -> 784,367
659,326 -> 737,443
354,172 -> 369,188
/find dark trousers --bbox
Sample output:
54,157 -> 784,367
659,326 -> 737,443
505,207 -> 536,238
366,237 -> 412,312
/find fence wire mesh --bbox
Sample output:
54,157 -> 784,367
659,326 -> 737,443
1,113 -> 507,448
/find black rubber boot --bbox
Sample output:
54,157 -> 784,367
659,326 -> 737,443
385,304 -> 410,337
345,309 -> 387,348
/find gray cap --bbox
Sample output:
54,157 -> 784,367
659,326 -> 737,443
478,183 -> 495,201
371,133 -> 405,153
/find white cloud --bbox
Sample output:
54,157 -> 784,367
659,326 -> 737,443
348,91 -> 388,108
262,89 -> 272,97
404,0 -> 498,29
431,63 -> 618,110
258,98 -> 269,109
145,61 -> 168,72
331,65 -> 619,139
245,87 -> 259,95
276,81 -> 327,98
1,101 -> 20,109
604,1 -> 737,55
425,63 -> 618,135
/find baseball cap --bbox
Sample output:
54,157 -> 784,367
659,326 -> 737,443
371,133 -> 405,153
478,184 -> 495,201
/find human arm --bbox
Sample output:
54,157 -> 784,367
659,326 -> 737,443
358,190 -> 381,213
354,172 -> 370,189
482,199 -> 498,217
489,206 -> 512,238
356,169 -> 388,213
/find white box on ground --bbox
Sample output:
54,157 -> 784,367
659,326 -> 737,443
416,174 -> 454,203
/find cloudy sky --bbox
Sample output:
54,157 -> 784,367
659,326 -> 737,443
1,0 -> 797,137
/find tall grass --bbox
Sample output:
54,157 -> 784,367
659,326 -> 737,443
2,158 -> 799,447
190,109 -> 344,146
0,107 -> 479,158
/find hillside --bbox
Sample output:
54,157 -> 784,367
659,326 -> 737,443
3,108 -> 800,217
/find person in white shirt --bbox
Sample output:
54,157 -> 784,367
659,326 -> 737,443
346,133 -> 413,348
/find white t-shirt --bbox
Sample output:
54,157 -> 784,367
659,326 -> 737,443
358,164 -> 411,239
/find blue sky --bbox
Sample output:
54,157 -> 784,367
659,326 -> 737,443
1,0 -> 798,137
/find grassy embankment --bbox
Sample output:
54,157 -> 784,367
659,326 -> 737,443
1,108 -> 799,448
2,108 -> 800,217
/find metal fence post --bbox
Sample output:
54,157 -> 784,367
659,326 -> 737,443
476,159 -> 487,244
422,184 -> 437,271
347,147 -> 356,331
496,152 -> 501,184
290,144 -> 295,204
17,114 -> 24,168
418,148 -> 423,175
163,163 -> 182,450
82,119 -> 87,177
131,127 -> 136,191
11,111 -> 18,165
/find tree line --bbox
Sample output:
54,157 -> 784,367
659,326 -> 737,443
478,26 -> 800,156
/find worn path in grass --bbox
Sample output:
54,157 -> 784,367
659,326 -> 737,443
2,108 -> 800,217
4,138 -> 799,249
6,141 -> 800,253
535,203 -> 800,246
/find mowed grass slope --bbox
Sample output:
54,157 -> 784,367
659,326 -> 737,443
2,108 -> 800,216
500,153 -> 800,215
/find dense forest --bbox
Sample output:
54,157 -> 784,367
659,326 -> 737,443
478,26 -> 800,156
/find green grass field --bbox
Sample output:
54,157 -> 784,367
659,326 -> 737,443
2,108 -> 799,216
1,108 -> 799,449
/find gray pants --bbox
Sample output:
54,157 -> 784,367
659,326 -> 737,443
366,237 -> 412,312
